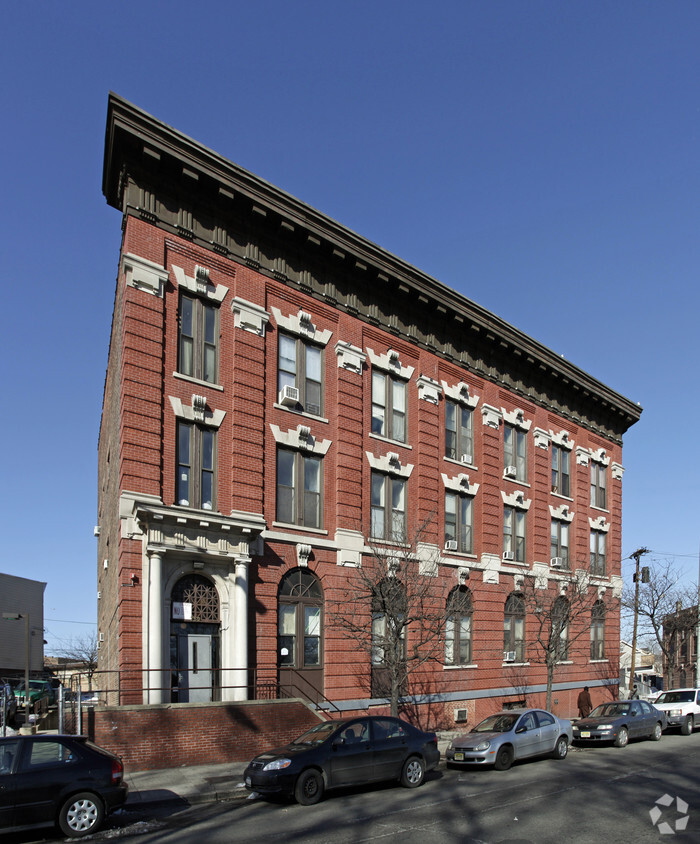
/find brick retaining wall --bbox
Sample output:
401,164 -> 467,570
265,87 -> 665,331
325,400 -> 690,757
90,698 -> 324,771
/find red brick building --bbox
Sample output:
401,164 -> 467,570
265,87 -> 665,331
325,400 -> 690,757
97,94 -> 641,727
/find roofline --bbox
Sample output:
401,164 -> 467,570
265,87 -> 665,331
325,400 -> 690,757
103,93 -> 642,431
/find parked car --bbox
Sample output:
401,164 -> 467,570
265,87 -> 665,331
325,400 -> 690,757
244,715 -> 439,805
0,734 -> 128,838
445,708 -> 572,771
652,688 -> 700,734
572,699 -> 667,747
14,680 -> 56,707
1,684 -> 17,725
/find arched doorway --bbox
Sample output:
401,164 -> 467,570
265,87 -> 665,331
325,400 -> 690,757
170,574 -> 220,702
278,568 -> 324,702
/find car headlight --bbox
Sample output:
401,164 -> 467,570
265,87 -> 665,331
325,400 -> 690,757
473,741 -> 491,752
263,758 -> 292,771
597,724 -> 613,730
669,709 -> 681,716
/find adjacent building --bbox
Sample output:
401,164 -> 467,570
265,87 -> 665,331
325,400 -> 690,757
0,573 -> 46,678
97,94 -> 641,725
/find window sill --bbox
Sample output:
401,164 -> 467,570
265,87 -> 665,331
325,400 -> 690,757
443,456 -> 478,472
590,505 -> 609,514
551,491 -> 574,502
502,558 -> 529,566
502,477 -> 530,488
443,551 -> 478,561
590,659 -> 609,664
369,433 -> 412,450
443,664 -> 478,670
273,403 -> 329,424
271,521 -> 329,536
555,660 -> 573,666
502,661 -> 530,667
173,371 -> 224,391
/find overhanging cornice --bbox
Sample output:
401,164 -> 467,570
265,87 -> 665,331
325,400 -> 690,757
103,94 -> 642,439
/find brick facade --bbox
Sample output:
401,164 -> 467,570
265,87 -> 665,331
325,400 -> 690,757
97,95 -> 641,740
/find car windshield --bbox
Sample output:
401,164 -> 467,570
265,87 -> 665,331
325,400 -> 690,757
472,714 -> 518,733
656,691 -> 694,704
589,703 -> 629,718
290,722 -> 338,746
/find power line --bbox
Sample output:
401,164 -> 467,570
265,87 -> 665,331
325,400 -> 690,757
45,618 -> 96,626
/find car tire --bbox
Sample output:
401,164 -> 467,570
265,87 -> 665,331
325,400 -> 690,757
400,756 -> 425,788
494,745 -> 514,771
614,726 -> 629,748
651,722 -> 663,741
551,736 -> 569,759
294,769 -> 324,806
681,716 -> 693,736
58,792 -> 104,838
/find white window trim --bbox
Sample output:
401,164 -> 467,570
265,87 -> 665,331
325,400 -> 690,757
549,504 -> 574,522
441,473 -> 480,497
502,407 -> 532,431
172,264 -> 229,304
366,451 -> 413,478
122,253 -> 169,298
271,306 -> 332,345
366,347 -> 414,380
270,424 -> 332,455
169,395 -> 225,428
441,380 -> 479,409
501,490 -> 531,510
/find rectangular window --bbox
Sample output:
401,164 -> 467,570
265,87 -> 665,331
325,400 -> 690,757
371,472 -> 406,541
276,449 -> 322,528
179,293 -> 218,383
177,422 -> 216,510
590,530 -> 607,575
445,615 -> 472,665
503,507 -> 526,562
445,493 -> 473,553
550,520 -> 570,567
551,445 -> 571,497
278,333 -> 323,416
445,401 -> 473,462
590,462 -> 607,509
504,424 -> 527,481
371,371 -> 406,442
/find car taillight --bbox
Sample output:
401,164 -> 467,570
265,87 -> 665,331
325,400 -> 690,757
111,758 -> 124,784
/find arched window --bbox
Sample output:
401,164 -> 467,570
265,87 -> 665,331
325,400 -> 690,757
445,586 -> 473,665
591,600 -> 606,660
553,596 -> 569,661
504,593 -> 525,662
278,569 -> 323,670
171,574 -> 220,622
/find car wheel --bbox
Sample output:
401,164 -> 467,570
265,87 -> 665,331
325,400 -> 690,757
651,722 -> 663,741
614,726 -> 629,748
294,769 -> 324,806
400,756 -> 425,788
494,745 -> 514,771
58,792 -> 104,838
551,736 -> 568,759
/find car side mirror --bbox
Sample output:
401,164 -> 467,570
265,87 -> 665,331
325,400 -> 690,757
515,725 -> 527,734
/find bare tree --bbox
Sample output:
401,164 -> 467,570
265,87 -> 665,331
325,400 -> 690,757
621,557 -> 698,686
328,519 -> 454,718
517,564 -> 615,711
58,633 -> 99,688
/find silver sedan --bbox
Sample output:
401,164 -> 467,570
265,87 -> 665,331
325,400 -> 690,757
446,708 -> 573,771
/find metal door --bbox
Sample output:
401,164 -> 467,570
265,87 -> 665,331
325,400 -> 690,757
177,634 -> 213,703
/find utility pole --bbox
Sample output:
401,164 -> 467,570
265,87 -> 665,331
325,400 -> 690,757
629,547 -> 650,698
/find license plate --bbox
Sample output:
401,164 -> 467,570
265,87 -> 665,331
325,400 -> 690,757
453,752 -> 464,761
245,776 -> 252,787
580,731 -> 590,738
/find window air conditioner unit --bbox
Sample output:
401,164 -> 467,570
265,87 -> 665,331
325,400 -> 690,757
97,591 -> 101,600
454,708 -> 469,722
460,454 -> 473,465
503,651 -> 516,662
550,557 -> 563,568
99,633 -> 104,642
504,465 -> 517,478
445,540 -> 458,552
503,551 -> 515,561
279,385 -> 299,406
97,641 -> 101,650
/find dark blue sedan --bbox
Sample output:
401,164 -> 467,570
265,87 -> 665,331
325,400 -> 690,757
244,715 -> 439,804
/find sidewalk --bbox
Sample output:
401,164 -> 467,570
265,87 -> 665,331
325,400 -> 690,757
124,732 -> 459,809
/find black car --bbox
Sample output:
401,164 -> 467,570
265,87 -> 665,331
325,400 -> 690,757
0,734 -> 128,838
244,715 -> 440,805
572,699 -> 667,747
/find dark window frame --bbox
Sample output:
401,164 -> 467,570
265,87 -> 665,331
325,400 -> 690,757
445,586 -> 473,666
276,448 -> 323,528
178,292 -> 219,384
591,601 -> 606,660
371,471 -> 407,541
445,491 -> 474,553
503,506 -> 527,562
445,400 -> 474,462
551,445 -> 571,497
590,530 -> 607,576
177,421 -> 216,511
504,424 -> 528,482
590,461 -> 607,509
504,592 -> 526,662
277,332 -> 324,417
371,369 -> 407,443
550,519 -> 570,567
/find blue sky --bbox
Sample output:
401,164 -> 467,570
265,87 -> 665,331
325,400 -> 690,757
2,1 -> 698,654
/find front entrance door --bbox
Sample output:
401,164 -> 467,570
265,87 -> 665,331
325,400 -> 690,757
177,633 -> 213,703
278,568 -> 324,702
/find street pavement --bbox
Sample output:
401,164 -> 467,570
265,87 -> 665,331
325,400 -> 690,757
124,732 -> 459,809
